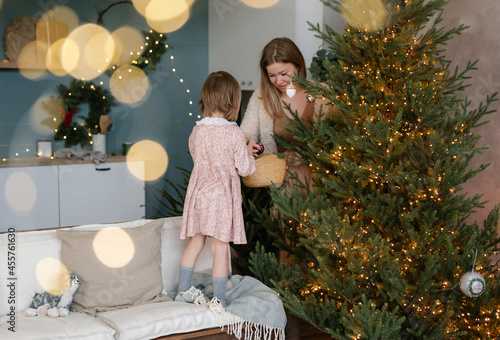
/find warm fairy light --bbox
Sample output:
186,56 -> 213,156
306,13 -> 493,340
241,0 -> 279,8
36,258 -> 70,296
126,140 -> 169,181
145,0 -> 190,33
5,172 -> 37,212
110,65 -> 150,105
61,23 -> 114,80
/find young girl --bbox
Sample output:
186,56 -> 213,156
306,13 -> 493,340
178,71 -> 256,306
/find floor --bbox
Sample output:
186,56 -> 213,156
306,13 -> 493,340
195,313 -> 333,340
284,313 -> 333,340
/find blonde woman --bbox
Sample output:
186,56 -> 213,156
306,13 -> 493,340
241,37 -> 323,189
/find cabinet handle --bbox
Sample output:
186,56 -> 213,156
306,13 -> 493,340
96,167 -> 111,171
241,81 -> 246,85
248,81 -> 252,86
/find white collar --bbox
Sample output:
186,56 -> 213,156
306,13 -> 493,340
196,117 -> 237,126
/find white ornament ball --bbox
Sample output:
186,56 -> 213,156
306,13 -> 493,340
460,271 -> 485,297
286,87 -> 296,98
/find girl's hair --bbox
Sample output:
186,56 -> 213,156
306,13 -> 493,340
199,71 -> 241,122
259,37 -> 306,118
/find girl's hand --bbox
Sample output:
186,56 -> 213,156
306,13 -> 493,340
247,137 -> 257,157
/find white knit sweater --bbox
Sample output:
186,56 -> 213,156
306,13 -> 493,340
240,87 -> 327,154
240,88 -> 278,153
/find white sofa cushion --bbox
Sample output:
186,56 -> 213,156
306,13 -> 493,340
0,229 -> 63,316
0,312 -> 116,340
97,300 -> 221,340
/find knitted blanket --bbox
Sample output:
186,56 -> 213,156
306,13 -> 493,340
174,273 -> 286,340
54,148 -> 107,164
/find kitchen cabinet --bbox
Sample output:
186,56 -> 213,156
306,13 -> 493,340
0,158 -> 145,231
59,161 -> 145,227
0,165 -> 59,231
208,0 -> 325,91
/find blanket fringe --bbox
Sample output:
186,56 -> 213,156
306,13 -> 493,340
181,287 -> 285,340
210,297 -> 285,340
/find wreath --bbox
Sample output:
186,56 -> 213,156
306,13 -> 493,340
53,79 -> 116,147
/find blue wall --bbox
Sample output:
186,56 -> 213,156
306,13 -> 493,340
0,0 -> 208,216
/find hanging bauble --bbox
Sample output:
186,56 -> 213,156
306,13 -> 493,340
286,81 -> 296,98
460,249 -> 485,297
460,271 -> 485,297
306,94 -> 316,103
255,143 -> 264,155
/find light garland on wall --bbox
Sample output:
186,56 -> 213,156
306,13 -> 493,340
4,25 -> 197,158
163,44 -> 199,120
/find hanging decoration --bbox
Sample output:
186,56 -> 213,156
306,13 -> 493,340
53,79 -> 116,147
460,249 -> 486,297
286,80 -> 296,98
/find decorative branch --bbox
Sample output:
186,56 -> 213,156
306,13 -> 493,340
97,1 -> 133,26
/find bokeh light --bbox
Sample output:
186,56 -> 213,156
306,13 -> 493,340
126,140 -> 169,181
110,65 -> 150,105
93,227 -> 135,268
61,23 -> 114,80
36,258 -> 70,296
45,38 -> 68,76
132,0 -> 151,17
340,0 -> 388,32
39,6 -> 79,34
110,26 -> 145,66
18,41 -> 48,80
241,0 -> 280,9
145,0 -> 190,33
30,95 -> 62,134
5,172 -> 37,212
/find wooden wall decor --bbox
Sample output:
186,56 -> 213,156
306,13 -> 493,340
4,17 -> 38,61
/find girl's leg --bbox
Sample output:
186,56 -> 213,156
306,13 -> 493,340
178,234 -> 206,293
211,238 -> 229,306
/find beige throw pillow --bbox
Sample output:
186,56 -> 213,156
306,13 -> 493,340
57,219 -> 170,316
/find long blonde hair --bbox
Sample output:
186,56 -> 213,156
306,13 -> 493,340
259,37 -> 306,118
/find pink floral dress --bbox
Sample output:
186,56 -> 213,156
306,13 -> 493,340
180,117 -> 256,244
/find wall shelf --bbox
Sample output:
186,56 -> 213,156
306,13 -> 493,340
0,59 -> 18,68
0,59 -> 52,70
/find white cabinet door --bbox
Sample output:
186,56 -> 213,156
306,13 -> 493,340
209,0 -> 296,91
58,162 -> 145,227
0,166 -> 59,231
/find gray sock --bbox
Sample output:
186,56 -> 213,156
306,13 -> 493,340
213,276 -> 227,307
177,265 -> 194,294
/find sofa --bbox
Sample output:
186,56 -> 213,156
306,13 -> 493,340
0,217 -> 286,340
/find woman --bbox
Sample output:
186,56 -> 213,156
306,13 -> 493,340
241,37 -> 322,189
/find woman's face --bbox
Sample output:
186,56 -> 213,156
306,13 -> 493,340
266,62 -> 299,93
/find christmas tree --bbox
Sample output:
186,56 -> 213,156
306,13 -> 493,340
249,0 -> 500,338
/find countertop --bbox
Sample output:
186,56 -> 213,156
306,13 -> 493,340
0,154 -> 127,168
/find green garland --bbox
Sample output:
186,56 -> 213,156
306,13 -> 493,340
54,79 -> 116,148
108,30 -> 169,75
135,30 -> 169,73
